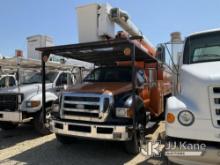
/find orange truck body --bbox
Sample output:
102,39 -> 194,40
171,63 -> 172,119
116,33 -> 172,117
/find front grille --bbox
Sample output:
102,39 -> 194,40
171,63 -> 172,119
63,111 -> 99,118
209,86 -> 220,127
216,109 -> 220,115
0,93 -> 22,112
213,87 -> 220,93
61,93 -> 111,122
63,103 -> 99,110
64,96 -> 100,102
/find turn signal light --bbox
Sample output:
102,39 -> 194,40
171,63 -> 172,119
167,113 -> 175,123
123,47 -> 131,56
127,108 -> 134,118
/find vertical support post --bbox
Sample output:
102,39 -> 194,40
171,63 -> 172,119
41,52 -> 47,123
131,44 -> 137,135
79,67 -> 83,83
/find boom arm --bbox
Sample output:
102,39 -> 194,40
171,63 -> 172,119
109,8 -> 156,56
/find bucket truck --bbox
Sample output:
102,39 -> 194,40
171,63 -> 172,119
0,58 -> 76,134
37,3 -> 171,154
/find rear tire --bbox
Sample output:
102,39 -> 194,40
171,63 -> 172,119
0,121 -> 18,130
56,134 -> 75,144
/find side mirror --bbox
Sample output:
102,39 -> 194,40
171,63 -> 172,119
170,42 -> 184,66
72,67 -> 80,74
156,44 -> 166,63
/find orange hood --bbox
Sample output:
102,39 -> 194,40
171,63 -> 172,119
67,82 -> 132,95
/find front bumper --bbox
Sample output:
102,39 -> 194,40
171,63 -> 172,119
50,119 -> 133,141
167,137 -> 220,165
0,111 -> 22,122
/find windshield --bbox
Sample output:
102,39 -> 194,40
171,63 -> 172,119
21,72 -> 58,84
184,31 -> 220,64
83,67 -> 132,82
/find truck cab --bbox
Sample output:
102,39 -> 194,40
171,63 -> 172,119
51,66 -> 149,135
51,65 -> 154,154
166,29 -> 220,165
0,70 -> 75,134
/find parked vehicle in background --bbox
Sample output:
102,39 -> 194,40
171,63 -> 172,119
0,58 -> 76,135
166,29 -> 220,165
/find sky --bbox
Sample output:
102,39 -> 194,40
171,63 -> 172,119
0,0 -> 220,57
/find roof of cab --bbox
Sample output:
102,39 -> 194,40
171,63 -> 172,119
189,28 -> 220,37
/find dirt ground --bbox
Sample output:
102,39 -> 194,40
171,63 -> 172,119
0,122 -> 168,165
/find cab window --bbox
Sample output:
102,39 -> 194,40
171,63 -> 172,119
137,70 -> 146,86
9,77 -> 16,86
56,73 -> 67,86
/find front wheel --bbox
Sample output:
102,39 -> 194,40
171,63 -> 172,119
33,108 -> 51,135
124,133 -> 140,154
0,121 -> 18,130
124,110 -> 147,155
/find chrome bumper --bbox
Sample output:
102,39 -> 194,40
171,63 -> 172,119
50,119 -> 132,141
167,138 -> 220,165
0,111 -> 22,122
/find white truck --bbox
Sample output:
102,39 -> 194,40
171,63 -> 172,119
0,69 -> 75,134
166,29 -> 220,165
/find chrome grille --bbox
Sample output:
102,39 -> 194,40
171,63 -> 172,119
209,86 -> 220,128
61,93 -> 112,122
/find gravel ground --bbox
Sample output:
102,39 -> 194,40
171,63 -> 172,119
0,122 -> 167,165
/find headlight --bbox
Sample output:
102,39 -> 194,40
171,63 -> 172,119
26,101 -> 40,108
178,110 -> 194,126
115,107 -> 133,118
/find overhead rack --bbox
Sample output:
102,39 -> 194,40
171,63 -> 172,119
36,39 -> 157,65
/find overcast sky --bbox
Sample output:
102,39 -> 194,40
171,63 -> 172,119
0,0 -> 220,56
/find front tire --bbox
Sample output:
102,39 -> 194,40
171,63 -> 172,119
33,108 -> 51,135
0,121 -> 18,130
124,108 -> 147,155
124,132 -> 140,154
